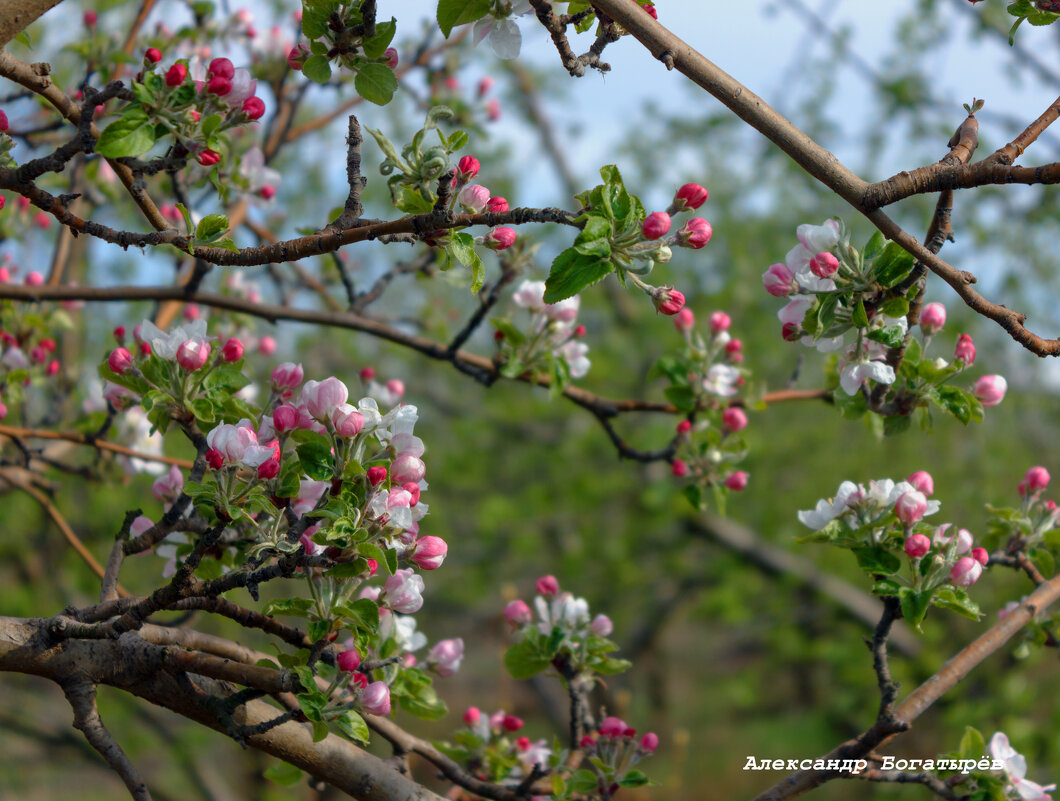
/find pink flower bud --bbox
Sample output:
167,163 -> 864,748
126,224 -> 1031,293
428,638 -> 463,676
337,649 -> 361,672
242,96 -> 265,119
108,347 -> 134,374
130,516 -> 153,537
972,547 -> 989,566
678,217 -> 712,249
206,448 -> 224,470
367,465 -> 387,486
258,458 -> 280,479
165,63 -> 187,86
403,482 -> 421,505
410,535 -> 447,570
640,732 -> 659,752
286,44 -> 309,70
206,75 -> 232,95
972,375 -> 1006,407
721,407 -> 748,433
265,401 -> 296,431
894,490 -> 927,525
1024,466 -> 1050,492
504,599 -> 532,626
84,10 -> 98,27
330,404 -> 365,438
271,362 -> 303,391
359,366 -> 375,381
25,271 -> 44,286
361,681 -> 391,716
383,568 -> 424,614
207,57 -> 235,80
673,308 -> 695,332
709,311 -> 731,333
501,715 -> 523,732
384,47 -> 398,69
391,454 -> 425,484
651,286 -> 685,316
145,48 -> 162,64
676,420 -> 692,434
725,471 -> 749,491
762,263 -> 796,297
457,155 -> 480,181
0,110 -> 7,132
904,534 -> 931,558
907,470 -> 934,495
176,339 -> 211,371
196,148 -> 221,166
590,614 -> 613,637
674,183 -> 708,210
642,211 -> 671,240
152,464 -> 183,502
221,337 -> 244,362
919,302 -> 946,334
671,458 -> 689,477
258,336 -> 276,355
457,184 -> 490,213
463,706 -> 481,724
809,252 -> 839,279
477,76 -> 494,97
599,717 -> 627,738
954,333 -> 975,365
486,98 -> 501,121
486,196 -> 509,213
950,556 -> 983,587
484,226 -> 516,250
536,575 -> 559,597
302,376 -> 349,420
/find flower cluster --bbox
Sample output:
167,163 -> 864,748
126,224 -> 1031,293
577,716 -> 658,795
798,471 -> 985,627
657,309 -> 751,508
494,279 -> 591,383
763,221 -> 1006,427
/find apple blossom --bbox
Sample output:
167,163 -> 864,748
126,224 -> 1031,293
919,302 -> 946,334
590,614 -> 613,637
950,556 -> 983,586
673,182 -> 709,210
108,347 -> 134,374
457,184 -> 490,213
894,490 -> 928,525
904,534 -> 931,558
722,407 -> 748,432
152,465 -> 183,503
130,516 -> 153,538
383,569 -> 425,614
725,471 -> 749,491
384,47 -> 398,69
165,63 -> 187,86
145,48 -> 162,64
391,454 -> 426,485
221,337 -> 244,362
360,681 -> 391,716
463,707 -> 481,724
367,466 -> 387,486
409,536 -> 447,570
331,404 -> 365,437
990,732 -> 1057,801
673,308 -> 695,332
972,374 -> 1007,407
259,336 -> 276,355
505,599 -> 532,626
678,217 -> 712,249
642,211 -> 671,240
302,377 -> 349,420
271,362 -> 303,391
428,638 -> 463,676
972,547 -> 989,565
954,333 -> 976,364
671,459 -> 689,477
484,226 -> 516,250
651,286 -> 685,316
907,470 -> 933,495
486,196 -> 509,213
337,649 -> 361,672
763,263 -> 797,297
175,339 -> 211,371
600,716 -> 627,738
1024,466 -> 1050,492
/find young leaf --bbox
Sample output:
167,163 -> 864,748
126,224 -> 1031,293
437,0 -> 491,37
543,248 -> 612,303
354,63 -> 398,105
95,109 -> 156,158
302,55 -> 332,85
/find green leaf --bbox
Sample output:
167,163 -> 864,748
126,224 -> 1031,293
356,542 -> 389,574
504,639 -> 553,679
195,213 -> 229,242
363,18 -> 397,59
618,770 -> 652,788
301,0 -> 336,38
872,578 -> 902,596
543,248 -> 612,303
898,586 -> 931,630
852,546 -> 901,575
263,598 -> 314,618
447,130 -> 469,153
302,55 -> 332,85
863,230 -> 885,261
297,439 -> 334,480
883,414 -> 912,437
878,297 -> 909,318
354,63 -> 398,105
264,761 -> 304,787
399,684 -> 448,720
335,598 -> 380,632
958,726 -> 986,761
437,0 -> 491,37
866,325 -> 905,348
311,720 -> 329,742
490,317 -> 526,346
590,656 -> 631,675
392,185 -> 434,214
934,385 -> 976,425
201,113 -> 223,139
663,385 -> 697,412
871,242 -> 916,288
335,710 -> 370,743
933,587 -> 982,621
852,299 -> 870,329
572,215 -> 613,258
95,108 -> 156,158
203,364 -> 250,393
